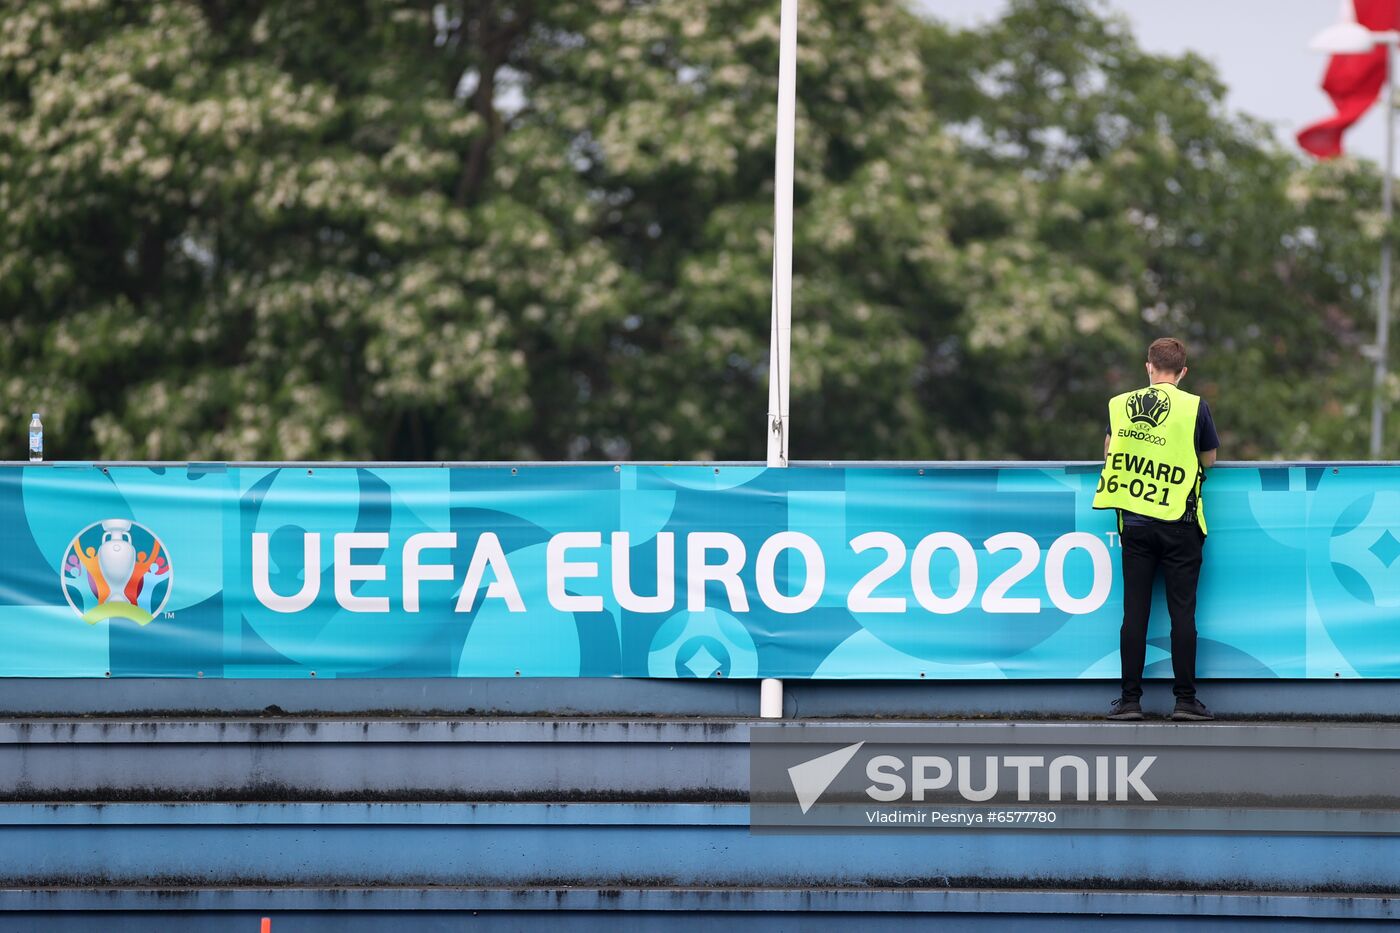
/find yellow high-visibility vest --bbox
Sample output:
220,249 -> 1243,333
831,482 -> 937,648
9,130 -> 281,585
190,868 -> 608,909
1092,382 -> 1206,533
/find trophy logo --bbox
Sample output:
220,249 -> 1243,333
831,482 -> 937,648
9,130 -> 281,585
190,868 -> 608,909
1126,388 -> 1172,428
61,519 -> 173,625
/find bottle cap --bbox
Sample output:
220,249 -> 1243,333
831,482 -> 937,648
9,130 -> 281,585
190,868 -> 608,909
31,413 -> 39,419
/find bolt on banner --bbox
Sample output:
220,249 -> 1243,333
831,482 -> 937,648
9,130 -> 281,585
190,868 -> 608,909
749,723 -> 1400,834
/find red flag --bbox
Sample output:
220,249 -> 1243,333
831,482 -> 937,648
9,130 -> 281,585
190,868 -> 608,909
1298,0 -> 1400,159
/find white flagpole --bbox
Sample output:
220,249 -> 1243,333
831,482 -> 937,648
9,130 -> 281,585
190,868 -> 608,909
767,0 -> 797,470
761,0 -> 798,719
1372,39 -> 1395,459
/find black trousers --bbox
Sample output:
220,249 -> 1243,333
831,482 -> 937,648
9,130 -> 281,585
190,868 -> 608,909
1119,520 -> 1204,701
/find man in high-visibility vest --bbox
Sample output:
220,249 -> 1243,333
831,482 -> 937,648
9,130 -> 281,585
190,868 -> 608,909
1093,337 -> 1218,721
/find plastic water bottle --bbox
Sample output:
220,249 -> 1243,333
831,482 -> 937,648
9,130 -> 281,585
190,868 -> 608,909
28,413 -> 42,462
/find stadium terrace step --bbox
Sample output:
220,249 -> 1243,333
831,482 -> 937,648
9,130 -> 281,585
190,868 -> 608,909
0,801 -> 1399,894
6,717 -> 1400,806
1,677 -> 1399,720
6,685 -> 1400,926
1,887 -> 1397,931
0,717 -> 750,802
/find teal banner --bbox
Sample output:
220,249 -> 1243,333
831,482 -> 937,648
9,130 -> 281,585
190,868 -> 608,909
0,463 -> 1389,678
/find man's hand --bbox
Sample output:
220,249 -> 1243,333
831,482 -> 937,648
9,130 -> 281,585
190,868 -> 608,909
1200,448 -> 1217,469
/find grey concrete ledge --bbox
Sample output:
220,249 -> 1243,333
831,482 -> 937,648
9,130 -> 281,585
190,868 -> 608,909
0,886 -> 1395,920
6,709 -> 1400,806
0,805 -> 1395,892
0,679 -> 1395,720
3,718 -> 1400,748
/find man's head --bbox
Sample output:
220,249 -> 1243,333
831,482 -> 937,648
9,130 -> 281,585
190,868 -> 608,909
1146,337 -> 1187,385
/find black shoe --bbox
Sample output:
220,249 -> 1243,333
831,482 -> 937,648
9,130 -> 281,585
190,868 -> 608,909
1171,698 -> 1214,721
1107,697 -> 1144,721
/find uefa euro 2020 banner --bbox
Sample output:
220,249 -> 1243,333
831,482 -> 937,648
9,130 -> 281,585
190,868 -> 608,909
0,462 -> 1394,679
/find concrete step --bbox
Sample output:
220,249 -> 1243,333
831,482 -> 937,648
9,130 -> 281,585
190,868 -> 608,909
0,678 -> 1397,720
0,717 -> 745,801
3,717 -> 1400,808
1,802 -> 1399,893
2,887 -> 1397,931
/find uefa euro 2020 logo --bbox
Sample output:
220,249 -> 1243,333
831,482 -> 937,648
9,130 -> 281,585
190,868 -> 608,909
61,519 -> 172,625
1126,388 -> 1172,428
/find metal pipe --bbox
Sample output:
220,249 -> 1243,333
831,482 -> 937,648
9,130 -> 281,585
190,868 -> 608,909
766,0 -> 797,470
762,0 -> 799,720
1372,40 -> 1395,459
4,459 -> 1392,469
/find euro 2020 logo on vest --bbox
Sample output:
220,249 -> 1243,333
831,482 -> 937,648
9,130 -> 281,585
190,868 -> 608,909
60,519 -> 173,625
1126,388 -> 1172,428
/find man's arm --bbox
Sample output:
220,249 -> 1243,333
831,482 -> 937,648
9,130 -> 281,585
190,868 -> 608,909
1104,434 -> 1111,457
1196,401 -> 1219,470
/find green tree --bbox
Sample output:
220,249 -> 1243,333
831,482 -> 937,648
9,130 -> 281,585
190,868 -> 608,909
0,0 -> 1389,462
926,0 -> 1386,458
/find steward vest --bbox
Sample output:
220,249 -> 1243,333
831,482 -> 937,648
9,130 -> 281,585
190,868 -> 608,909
1092,382 -> 1206,533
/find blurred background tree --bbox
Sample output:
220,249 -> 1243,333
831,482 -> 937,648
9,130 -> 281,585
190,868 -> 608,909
0,0 -> 1388,461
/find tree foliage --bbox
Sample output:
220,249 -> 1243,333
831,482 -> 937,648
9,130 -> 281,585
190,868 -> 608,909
0,0 -> 1389,461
